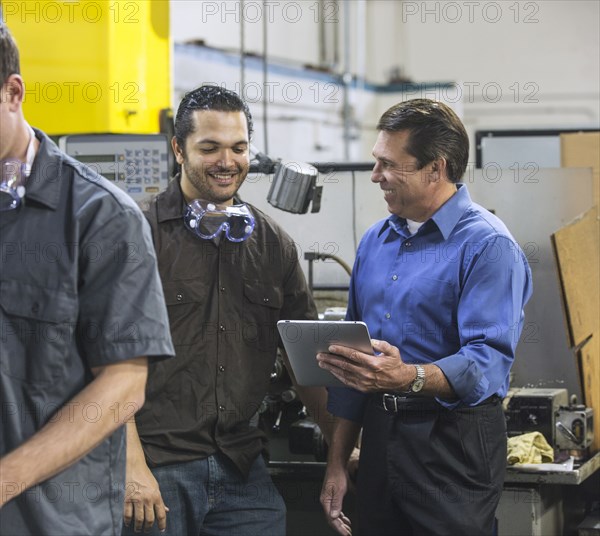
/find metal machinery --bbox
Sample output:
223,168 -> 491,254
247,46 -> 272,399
6,1 -> 170,136
6,1 -> 172,204
505,388 -> 594,458
58,134 -> 170,203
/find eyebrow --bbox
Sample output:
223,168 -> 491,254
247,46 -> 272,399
373,153 -> 394,166
197,139 -> 248,146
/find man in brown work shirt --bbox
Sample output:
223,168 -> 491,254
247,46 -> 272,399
122,85 -> 330,536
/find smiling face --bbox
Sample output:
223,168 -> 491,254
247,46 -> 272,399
371,129 -> 456,221
173,110 -> 250,206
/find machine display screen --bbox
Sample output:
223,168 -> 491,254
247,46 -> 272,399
59,134 -> 170,204
74,154 -> 116,163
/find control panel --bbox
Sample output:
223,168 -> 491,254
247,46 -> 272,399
59,134 -> 170,203
505,388 -> 569,447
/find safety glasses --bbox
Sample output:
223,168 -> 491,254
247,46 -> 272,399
184,199 -> 255,242
0,160 -> 26,211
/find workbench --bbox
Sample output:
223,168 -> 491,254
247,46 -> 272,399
497,451 -> 600,536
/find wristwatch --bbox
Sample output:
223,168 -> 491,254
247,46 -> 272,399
406,364 -> 425,393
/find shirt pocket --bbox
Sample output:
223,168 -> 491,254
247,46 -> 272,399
0,279 -> 78,385
242,279 -> 283,353
407,277 -> 458,339
161,278 -> 208,347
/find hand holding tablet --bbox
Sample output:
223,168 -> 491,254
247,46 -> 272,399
277,320 -> 373,386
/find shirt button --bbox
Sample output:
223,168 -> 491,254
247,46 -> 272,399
219,365 -> 225,372
392,275 -> 398,281
176,293 -> 183,301
219,405 -> 226,411
385,313 -> 391,319
405,241 -> 412,248
220,286 -> 225,292
263,297 -> 270,303
219,324 -> 226,332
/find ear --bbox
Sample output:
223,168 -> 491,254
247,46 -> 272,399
3,74 -> 25,111
429,158 -> 448,183
171,136 -> 185,165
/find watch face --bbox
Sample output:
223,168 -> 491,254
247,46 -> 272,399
411,378 -> 425,392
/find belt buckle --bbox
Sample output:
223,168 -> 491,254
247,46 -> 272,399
382,393 -> 398,413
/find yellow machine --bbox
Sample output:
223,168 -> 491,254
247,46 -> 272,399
5,0 -> 171,135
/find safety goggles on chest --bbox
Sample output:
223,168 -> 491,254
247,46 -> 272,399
184,199 -> 255,242
0,126 -> 36,211
1,160 -> 27,211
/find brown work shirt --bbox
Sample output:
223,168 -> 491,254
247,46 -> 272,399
135,176 -> 317,476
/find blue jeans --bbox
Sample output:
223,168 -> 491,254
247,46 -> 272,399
123,453 -> 285,536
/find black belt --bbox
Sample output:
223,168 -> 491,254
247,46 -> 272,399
379,393 -> 501,413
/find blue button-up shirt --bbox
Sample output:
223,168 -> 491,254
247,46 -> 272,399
328,184 -> 532,422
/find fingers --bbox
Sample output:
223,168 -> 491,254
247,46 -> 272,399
126,501 -> 168,533
322,339 -> 400,364
324,493 -> 352,536
316,356 -> 362,391
155,503 -> 169,533
316,351 -> 360,377
331,513 -> 353,536
323,345 -> 366,363
133,500 -> 146,533
320,472 -> 352,535
123,464 -> 169,533
141,502 -> 156,533
124,489 -> 167,533
141,499 -> 169,533
338,512 -> 352,525
123,499 -> 134,527
370,339 -> 399,357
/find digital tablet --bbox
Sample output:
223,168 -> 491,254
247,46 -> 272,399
277,320 -> 373,387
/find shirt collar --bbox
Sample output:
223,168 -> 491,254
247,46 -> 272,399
23,124 -> 37,178
378,183 -> 472,241
157,174 -> 187,223
24,128 -> 64,210
430,183 -> 471,240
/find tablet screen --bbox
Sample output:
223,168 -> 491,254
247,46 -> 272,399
277,320 -> 373,386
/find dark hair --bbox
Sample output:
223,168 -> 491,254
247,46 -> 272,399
174,85 -> 253,152
0,24 -> 20,87
377,99 -> 469,183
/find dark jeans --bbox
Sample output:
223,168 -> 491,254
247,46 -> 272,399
123,452 -> 285,536
357,396 -> 506,536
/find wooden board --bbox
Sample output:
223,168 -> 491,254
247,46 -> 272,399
552,207 -> 600,453
551,208 -> 600,347
561,132 -> 600,211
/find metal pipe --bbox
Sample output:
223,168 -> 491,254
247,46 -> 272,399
240,0 -> 245,92
262,0 -> 269,155
249,161 -> 374,174
319,0 -> 326,67
333,0 -> 340,70
356,0 -> 366,95
342,0 -> 351,161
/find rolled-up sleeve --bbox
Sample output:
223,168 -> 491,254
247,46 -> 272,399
436,236 -> 532,407
327,385 -> 368,423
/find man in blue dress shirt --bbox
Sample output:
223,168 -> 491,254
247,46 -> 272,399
317,99 -> 532,536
